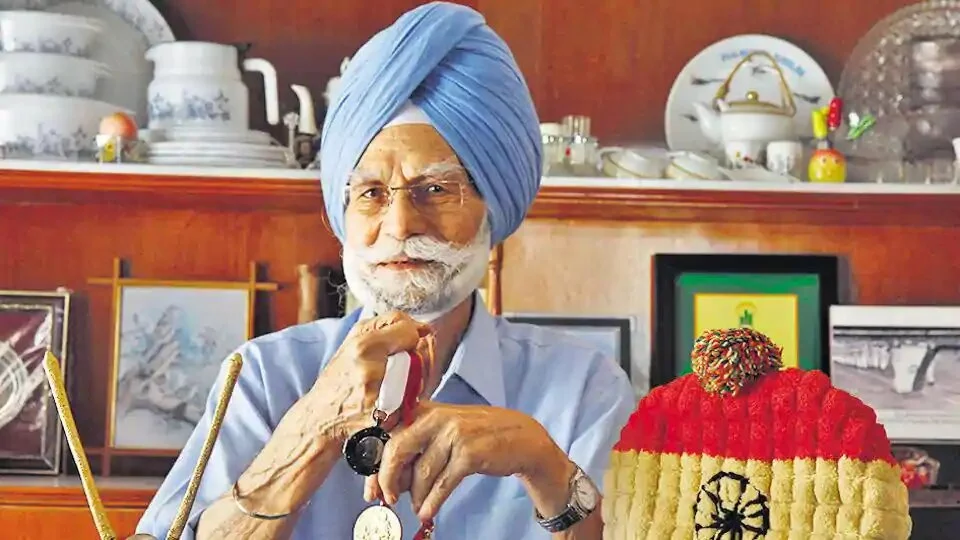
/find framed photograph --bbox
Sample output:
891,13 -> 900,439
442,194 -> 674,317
830,305 -> 960,443
109,285 -> 251,451
321,268 -> 361,318
504,315 -> 632,380
652,254 -> 839,388
0,290 -> 70,474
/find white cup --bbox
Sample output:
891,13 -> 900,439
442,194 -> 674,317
598,147 -> 664,178
724,141 -> 766,169
766,140 -> 804,176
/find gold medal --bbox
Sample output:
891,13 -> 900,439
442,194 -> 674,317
353,504 -> 402,540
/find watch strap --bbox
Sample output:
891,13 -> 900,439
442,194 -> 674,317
537,505 -> 588,533
534,465 -> 595,533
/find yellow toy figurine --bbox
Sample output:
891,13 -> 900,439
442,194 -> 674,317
808,144 -> 847,183
807,106 -> 847,183
603,327 -> 911,540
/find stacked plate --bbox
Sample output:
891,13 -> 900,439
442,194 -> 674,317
145,126 -> 297,168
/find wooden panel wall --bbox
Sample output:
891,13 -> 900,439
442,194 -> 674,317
0,200 -> 338,467
156,0 -> 915,143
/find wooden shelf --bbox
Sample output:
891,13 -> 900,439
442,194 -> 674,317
0,161 -> 323,213
533,177 -> 960,227
0,475 -> 160,508
2,163 -> 960,225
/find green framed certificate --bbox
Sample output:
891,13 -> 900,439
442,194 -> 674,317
651,254 -> 838,388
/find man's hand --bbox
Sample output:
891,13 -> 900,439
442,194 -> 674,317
364,402 -> 576,521
310,311 -> 432,441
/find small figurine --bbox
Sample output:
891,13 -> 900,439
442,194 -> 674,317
96,112 -> 145,164
807,98 -> 847,183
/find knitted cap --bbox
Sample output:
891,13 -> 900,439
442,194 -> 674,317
603,328 -> 911,540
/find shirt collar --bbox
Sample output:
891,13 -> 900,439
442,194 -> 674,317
357,294 -> 506,408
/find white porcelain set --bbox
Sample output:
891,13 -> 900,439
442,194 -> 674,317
143,41 -> 303,168
146,41 -> 279,131
692,51 -> 801,171
597,146 -> 728,181
0,10 -> 134,160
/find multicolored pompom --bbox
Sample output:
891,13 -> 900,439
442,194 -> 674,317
691,327 -> 783,396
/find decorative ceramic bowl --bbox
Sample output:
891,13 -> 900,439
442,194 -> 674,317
0,11 -> 104,58
0,52 -> 109,97
0,94 -> 132,160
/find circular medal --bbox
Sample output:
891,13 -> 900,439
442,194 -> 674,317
353,504 -> 402,540
342,425 -> 391,476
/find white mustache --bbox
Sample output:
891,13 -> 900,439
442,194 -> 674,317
353,234 -> 476,271
342,216 -> 491,317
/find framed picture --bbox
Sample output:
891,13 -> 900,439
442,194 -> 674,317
652,254 -> 839,388
0,290 -> 70,474
830,305 -> 960,443
109,284 -> 251,451
504,315 -> 632,380
321,268 -> 361,318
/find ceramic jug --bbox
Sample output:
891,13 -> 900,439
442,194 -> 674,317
145,41 -> 279,130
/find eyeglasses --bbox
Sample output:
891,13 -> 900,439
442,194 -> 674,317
346,179 -> 471,219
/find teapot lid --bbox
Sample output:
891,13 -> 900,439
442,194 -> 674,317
722,91 -> 792,116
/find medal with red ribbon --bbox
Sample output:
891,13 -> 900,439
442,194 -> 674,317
348,350 -> 435,539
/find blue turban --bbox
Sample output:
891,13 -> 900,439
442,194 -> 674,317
319,2 -> 542,246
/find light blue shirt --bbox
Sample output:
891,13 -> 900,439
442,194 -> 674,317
137,298 -> 636,539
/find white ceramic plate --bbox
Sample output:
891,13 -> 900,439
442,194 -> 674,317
719,165 -> 799,183
149,141 -> 288,161
147,155 -> 295,169
161,127 -> 273,145
44,0 -> 174,126
665,34 -> 833,153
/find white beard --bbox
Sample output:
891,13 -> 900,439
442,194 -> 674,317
342,216 -> 491,321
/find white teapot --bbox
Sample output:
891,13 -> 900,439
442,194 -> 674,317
691,51 -> 798,153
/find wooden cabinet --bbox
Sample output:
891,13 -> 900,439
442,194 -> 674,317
0,476 -> 158,539
2,165 -> 959,536
0,163 -> 337,477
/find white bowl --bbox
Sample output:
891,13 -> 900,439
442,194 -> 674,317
0,52 -> 109,97
666,151 -> 722,180
0,94 -> 132,160
0,11 -> 104,57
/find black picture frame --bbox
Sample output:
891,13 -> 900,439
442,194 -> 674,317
505,315 -> 632,380
319,266 -> 348,318
0,289 -> 71,475
651,254 -> 839,389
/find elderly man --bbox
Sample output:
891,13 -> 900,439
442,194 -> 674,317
136,3 -> 634,539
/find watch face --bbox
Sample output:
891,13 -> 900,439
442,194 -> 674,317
574,475 -> 599,511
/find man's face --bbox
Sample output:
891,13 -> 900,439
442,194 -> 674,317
342,124 -> 489,317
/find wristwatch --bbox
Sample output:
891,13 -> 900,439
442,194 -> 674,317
535,465 -> 600,533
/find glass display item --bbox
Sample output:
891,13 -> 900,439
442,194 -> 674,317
837,0 -> 960,164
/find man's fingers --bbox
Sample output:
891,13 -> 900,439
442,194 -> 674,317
378,411 -> 442,503
353,312 -> 433,359
363,474 -> 381,502
409,438 -> 452,514
418,461 -> 469,521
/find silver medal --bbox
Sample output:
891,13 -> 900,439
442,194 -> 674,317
353,504 -> 402,540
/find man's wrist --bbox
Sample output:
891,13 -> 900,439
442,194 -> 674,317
518,441 -> 578,517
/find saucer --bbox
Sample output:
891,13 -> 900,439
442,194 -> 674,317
158,127 -> 273,145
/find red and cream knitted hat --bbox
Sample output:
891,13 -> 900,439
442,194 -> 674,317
603,327 -> 911,540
